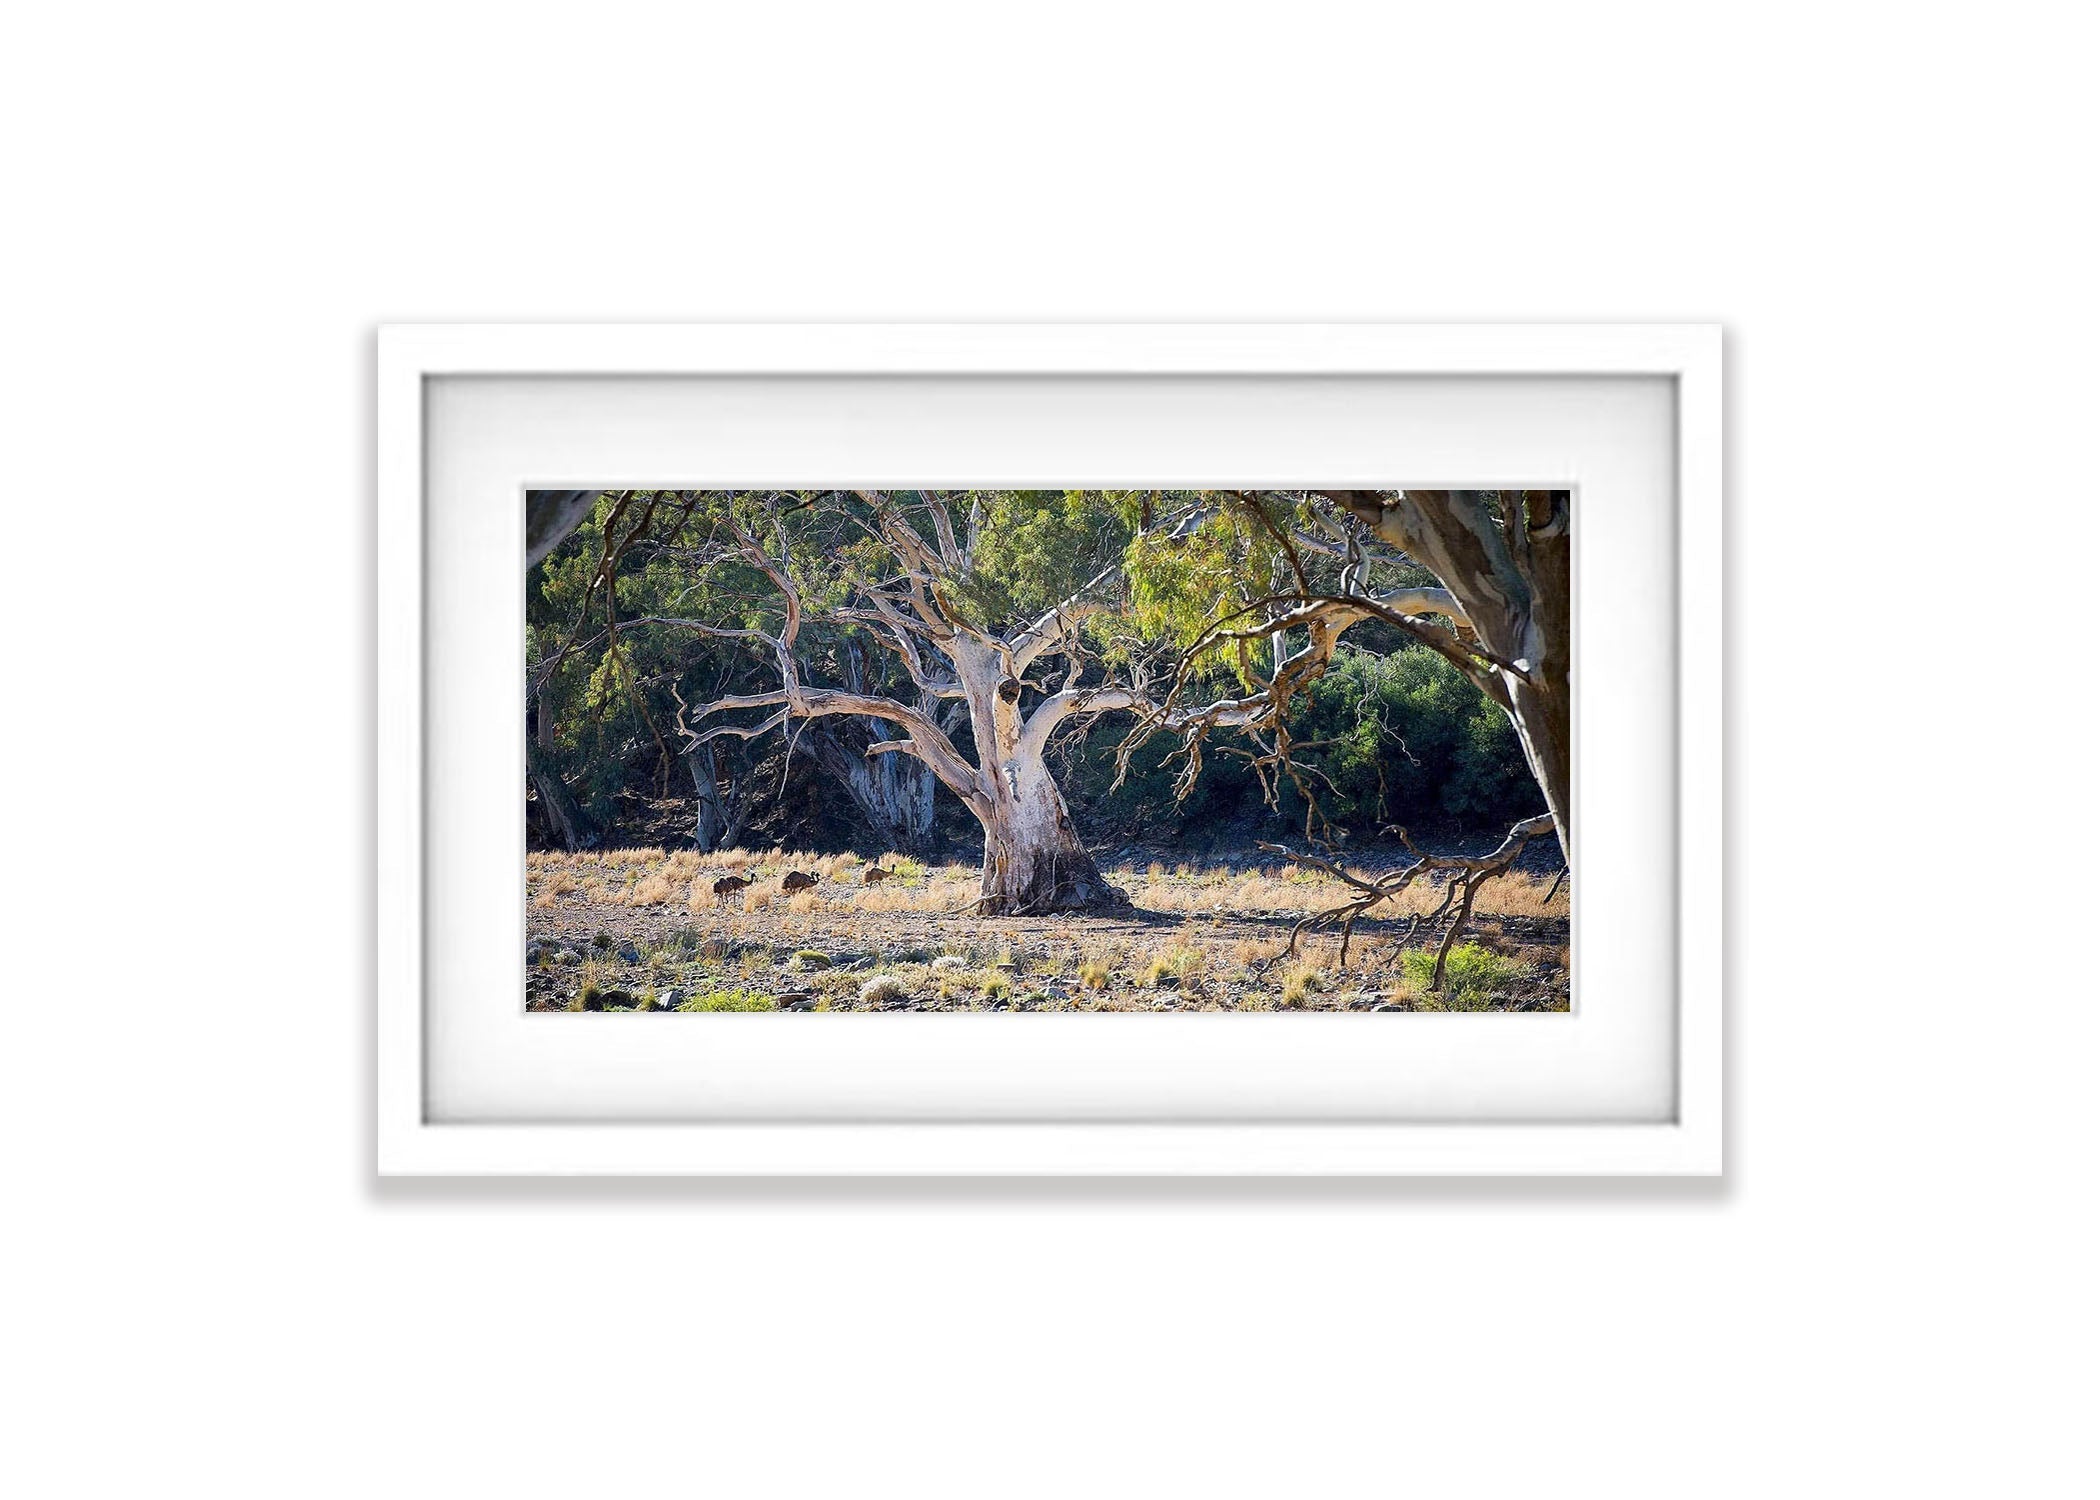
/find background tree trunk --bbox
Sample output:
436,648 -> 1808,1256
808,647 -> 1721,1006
803,724 -> 939,856
805,643 -> 939,855
533,676 -> 555,750
687,745 -> 754,853
526,490 -> 601,569
526,738 -> 599,851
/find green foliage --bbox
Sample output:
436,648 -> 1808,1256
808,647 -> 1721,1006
675,988 -> 778,1013
526,488 -> 1548,854
953,489 -> 1132,624
1400,943 -> 1523,1009
1280,646 -> 1543,828
1123,498 -> 1288,680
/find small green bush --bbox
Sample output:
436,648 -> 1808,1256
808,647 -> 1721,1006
676,989 -> 777,1013
1400,944 -> 1523,1009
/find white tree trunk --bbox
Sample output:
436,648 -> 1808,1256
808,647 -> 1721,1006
950,637 -> 1128,914
974,751 -> 1123,913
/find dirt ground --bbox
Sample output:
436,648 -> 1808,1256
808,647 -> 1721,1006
525,846 -> 1572,1013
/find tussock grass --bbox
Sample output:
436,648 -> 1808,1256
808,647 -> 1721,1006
1232,937 -> 1284,969
1140,934 -> 1207,988
858,974 -> 907,1006
631,872 -> 677,905
855,872 -> 977,914
1279,963 -> 1324,1008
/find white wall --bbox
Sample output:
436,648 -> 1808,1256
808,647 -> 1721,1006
5,4 -> 2091,1496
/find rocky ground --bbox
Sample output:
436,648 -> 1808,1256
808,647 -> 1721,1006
525,846 -> 1572,1013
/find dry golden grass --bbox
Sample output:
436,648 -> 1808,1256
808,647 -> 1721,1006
852,871 -> 978,914
529,845 -> 1565,929
1111,863 -> 1567,921
631,872 -> 677,906
1140,933 -> 1208,987
1279,962 -> 1324,1008
1232,936 -> 1284,968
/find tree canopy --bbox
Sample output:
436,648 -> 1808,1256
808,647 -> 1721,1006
526,490 -> 1555,891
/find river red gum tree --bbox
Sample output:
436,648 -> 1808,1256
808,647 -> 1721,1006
673,491 -> 1162,914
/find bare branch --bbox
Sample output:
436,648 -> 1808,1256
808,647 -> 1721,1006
1257,814 -> 1558,980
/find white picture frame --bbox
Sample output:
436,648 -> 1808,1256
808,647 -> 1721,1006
378,324 -> 1722,1176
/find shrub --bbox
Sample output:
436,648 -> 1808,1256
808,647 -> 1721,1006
1399,943 -> 1523,1009
1077,957 -> 1111,990
858,974 -> 908,1006
675,989 -> 777,1013
791,949 -> 832,970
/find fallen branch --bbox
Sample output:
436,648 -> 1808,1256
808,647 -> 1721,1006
1257,813 -> 1559,987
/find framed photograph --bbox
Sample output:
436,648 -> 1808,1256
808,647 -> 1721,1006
378,324 -> 1722,1175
